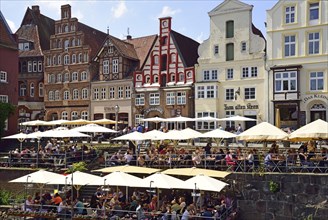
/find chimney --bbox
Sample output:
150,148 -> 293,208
31,5 -> 40,16
127,35 -> 132,40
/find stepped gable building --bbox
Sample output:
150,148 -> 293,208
195,0 -> 267,131
90,33 -> 157,128
133,17 -> 199,129
43,4 -> 107,121
0,11 -> 19,135
267,0 -> 328,129
16,6 -> 55,124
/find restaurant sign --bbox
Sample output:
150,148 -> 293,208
224,103 -> 259,110
302,94 -> 328,103
144,107 -> 164,115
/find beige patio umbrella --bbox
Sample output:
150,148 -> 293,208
236,122 -> 288,142
93,165 -> 160,174
199,129 -> 237,147
21,120 -> 47,126
91,118 -> 116,125
162,167 -> 230,178
42,119 -> 69,126
289,119 -> 328,141
275,108 -> 281,128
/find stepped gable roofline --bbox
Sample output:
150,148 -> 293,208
77,22 -> 108,60
94,34 -> 138,61
209,0 -> 252,16
125,34 -> 158,70
170,30 -> 199,68
20,6 -> 55,50
16,24 -> 43,57
0,11 -> 17,49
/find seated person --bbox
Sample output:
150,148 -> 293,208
264,149 -> 275,170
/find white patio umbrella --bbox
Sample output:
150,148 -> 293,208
194,116 -> 221,122
91,118 -> 116,125
38,128 -> 91,138
218,115 -> 256,121
180,128 -> 202,138
89,171 -> 144,187
62,119 -> 92,125
162,167 -> 230,178
142,172 -> 185,189
9,170 -> 63,186
113,131 -> 150,141
289,119 -> 328,141
144,130 -> 167,140
163,129 -> 196,140
93,165 -> 160,174
141,116 -> 166,123
72,123 -> 117,133
2,132 -> 30,151
237,122 -> 289,141
182,174 -> 228,192
21,120 -> 47,126
164,116 -> 196,122
199,129 -> 237,139
42,119 -> 69,126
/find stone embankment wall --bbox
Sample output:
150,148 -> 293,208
1,169 -> 327,219
226,173 -> 328,220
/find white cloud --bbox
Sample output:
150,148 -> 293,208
6,19 -> 17,33
111,1 -> 128,18
157,6 -> 181,18
32,0 -> 73,17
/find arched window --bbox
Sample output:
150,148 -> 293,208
48,91 -> 54,101
38,82 -> 44,97
57,55 -> 61,65
154,75 -> 159,83
19,83 -> 27,96
63,90 -> 70,100
145,75 -> 151,84
55,90 -> 60,100
30,82 -> 34,97
71,38 -> 76,47
61,111 -> 68,120
72,89 -> 79,100
57,74 -> 62,83
81,111 -> 88,120
72,72 -> 78,81
64,54 -> 69,65
171,53 -> 176,63
53,56 -> 57,65
64,73 -> 70,82
64,39 -> 70,48
63,24 -> 69,33
81,71 -> 88,81
179,72 -> 185,82
57,40 -> 62,48
170,73 -> 175,82
78,53 -> 82,63
71,111 -> 78,120
82,88 -> 88,99
72,54 -> 76,64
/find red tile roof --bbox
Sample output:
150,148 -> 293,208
0,11 -> 17,49
16,24 -> 43,57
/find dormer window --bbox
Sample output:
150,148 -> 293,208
19,42 -> 33,51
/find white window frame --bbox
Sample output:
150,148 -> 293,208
81,71 -> 88,81
135,93 -> 145,106
61,111 -> 68,120
64,73 -> 70,82
244,87 -> 256,100
197,86 -> 205,99
149,93 -> 160,105
71,111 -> 78,120
63,90 -> 70,100
82,88 -> 88,99
225,110 -> 235,129
125,86 -> 131,98
57,74 -> 62,83
285,5 -> 295,24
310,71 -> 324,91
225,88 -> 234,101
55,90 -> 60,100
38,83 -> 44,97
73,89 -> 79,100
93,88 -> 99,100
103,60 -> 109,74
20,83 -> 27,96
227,68 -> 233,80
78,53 -> 82,63
109,87 -> 115,99
72,54 -> 76,64
72,72 -> 78,81
118,86 -> 123,99
30,82 -> 34,97
112,59 -> 118,73
33,61 -> 37,72
214,45 -> 219,55
101,88 -> 106,99
196,112 -> 217,130
135,114 -> 144,126
0,71 -> 7,82
81,111 -> 88,120
308,32 -> 320,55
0,95 -> 8,103
38,61 -> 42,72
275,71 -> 297,92
206,85 -> 217,98
177,91 -> 186,104
28,61 -> 32,72
284,35 -> 296,57
48,91 -> 54,101
166,92 -> 175,105
64,55 -> 69,65
309,2 -> 319,21
242,67 -> 257,78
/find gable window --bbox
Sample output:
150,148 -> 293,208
108,46 -> 114,53
82,88 -> 88,99
30,83 -> 34,97
103,60 -> 109,74
275,71 -> 297,92
179,73 -> 184,82
135,93 -> 145,106
153,75 -> 159,83
226,43 -> 234,61
118,86 -> 123,98
285,6 -> 295,24
309,2 -> 319,20
38,61 -> 42,72
177,91 -> 186,104
109,87 -> 115,99
125,86 -> 131,98
170,74 -> 175,82
166,92 -> 175,105
0,71 -> 7,82
284,35 -> 296,57
112,59 -> 118,73
226,68 -> 233,80
153,55 -> 159,65
33,61 -> 37,72
245,88 -> 256,100
145,75 -> 151,84
308,32 -> 320,54
226,20 -> 234,38
225,89 -> 234,101
171,53 -> 176,63
149,93 -> 160,105
38,83 -> 44,97
214,45 -> 219,55
310,71 -> 324,91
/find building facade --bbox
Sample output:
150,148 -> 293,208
267,0 -> 328,129
90,34 -> 156,128
16,6 -> 55,124
195,0 -> 267,131
133,17 -> 199,130
43,5 -> 107,121
0,11 -> 19,135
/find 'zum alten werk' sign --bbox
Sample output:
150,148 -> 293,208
224,103 -> 259,110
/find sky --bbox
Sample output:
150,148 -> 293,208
1,0 -> 278,43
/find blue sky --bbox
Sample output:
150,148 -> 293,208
1,0 -> 277,43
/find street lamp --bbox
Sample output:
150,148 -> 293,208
114,105 -> 120,131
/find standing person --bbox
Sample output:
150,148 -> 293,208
181,206 -> 191,220
237,124 -> 243,134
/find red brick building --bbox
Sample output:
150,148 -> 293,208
0,11 -> 19,135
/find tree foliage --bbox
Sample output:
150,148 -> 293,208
0,102 -> 15,138
65,161 -> 88,174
